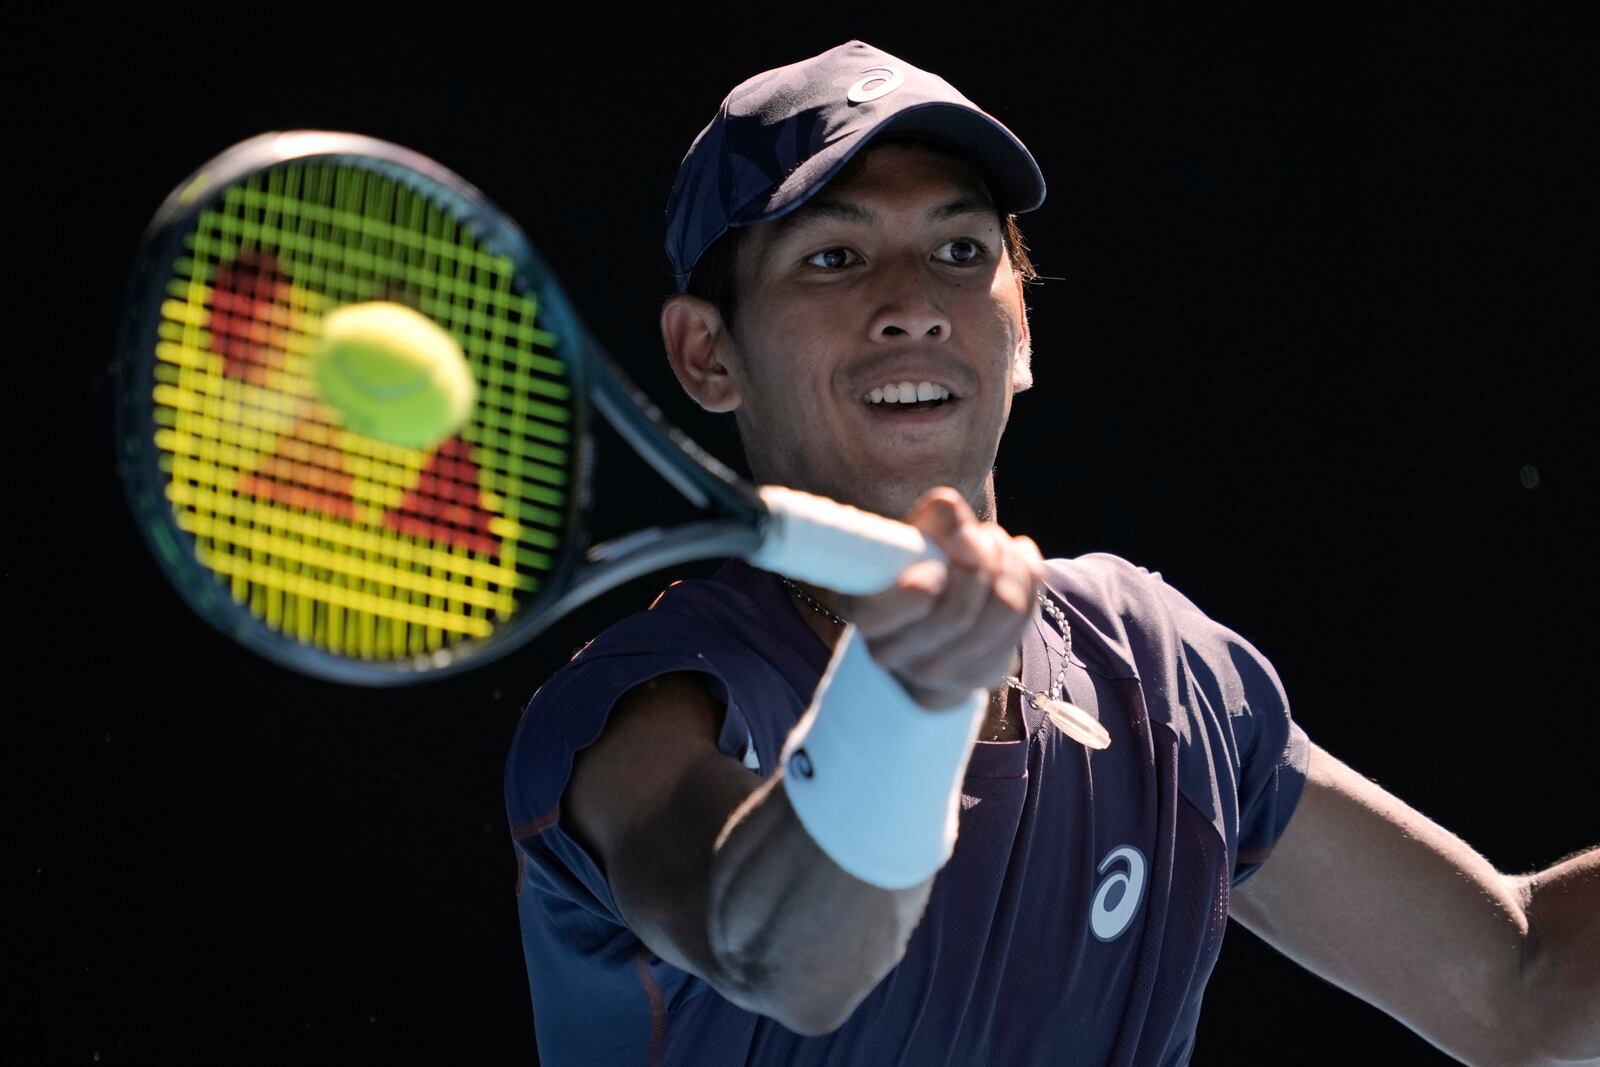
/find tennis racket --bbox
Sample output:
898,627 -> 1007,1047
115,130 -> 951,687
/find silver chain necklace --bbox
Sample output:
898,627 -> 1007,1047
779,576 -> 1111,749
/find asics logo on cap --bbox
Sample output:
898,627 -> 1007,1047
847,65 -> 905,104
1089,844 -> 1148,942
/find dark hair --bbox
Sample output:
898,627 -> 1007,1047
684,138 -> 1039,336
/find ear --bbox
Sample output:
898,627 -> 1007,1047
1009,272 -> 1034,393
660,294 -> 743,413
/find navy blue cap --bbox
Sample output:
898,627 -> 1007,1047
665,40 -> 1046,291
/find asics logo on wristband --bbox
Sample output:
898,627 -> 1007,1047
1089,844 -> 1147,941
789,748 -> 815,779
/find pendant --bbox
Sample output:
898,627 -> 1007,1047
1029,692 -> 1111,750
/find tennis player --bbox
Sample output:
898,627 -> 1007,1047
505,41 -> 1597,1065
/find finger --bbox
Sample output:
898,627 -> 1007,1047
1012,533 -> 1047,584
906,488 -> 983,568
900,580 -> 1036,682
847,488 -> 980,633
864,554 -> 994,670
871,526 -> 1034,675
844,557 -> 948,636
910,530 -> 1035,665
993,530 -> 1044,610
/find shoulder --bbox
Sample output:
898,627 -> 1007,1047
533,565 -> 780,707
1037,551 -> 1190,674
1046,557 -> 1310,885
1045,550 -> 1275,666
1043,549 -> 1295,740
505,562 -> 803,817
1044,549 -> 1203,623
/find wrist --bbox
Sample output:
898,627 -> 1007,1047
897,676 -> 987,710
780,625 -> 986,889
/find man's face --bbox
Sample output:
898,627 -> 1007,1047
717,142 -> 1031,523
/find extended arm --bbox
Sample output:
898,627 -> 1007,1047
1510,847 -> 1600,1064
565,671 -> 933,1035
1229,740 -> 1598,1066
564,488 -> 1044,1035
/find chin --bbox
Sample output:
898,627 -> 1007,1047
750,452 -> 992,523
847,476 -> 993,524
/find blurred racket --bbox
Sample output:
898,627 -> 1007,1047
115,130 -> 952,686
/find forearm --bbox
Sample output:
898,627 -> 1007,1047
1228,744 -> 1543,1066
1513,846 -> 1600,1065
706,772 -> 934,1035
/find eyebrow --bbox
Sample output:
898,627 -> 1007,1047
767,194 -> 999,244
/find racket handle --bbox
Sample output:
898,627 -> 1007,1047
750,485 -> 946,594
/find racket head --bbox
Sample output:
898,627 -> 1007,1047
115,131 -> 597,685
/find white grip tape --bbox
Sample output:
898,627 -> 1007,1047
751,485 -> 942,595
780,625 -> 987,889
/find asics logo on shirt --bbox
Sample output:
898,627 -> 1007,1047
1090,845 -> 1148,941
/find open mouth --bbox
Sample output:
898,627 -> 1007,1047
870,397 -> 952,413
862,381 -> 957,415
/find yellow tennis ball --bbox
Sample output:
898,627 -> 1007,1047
311,301 -> 477,449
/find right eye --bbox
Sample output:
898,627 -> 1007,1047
805,247 -> 859,270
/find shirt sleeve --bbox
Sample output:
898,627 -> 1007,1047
1139,565 -> 1312,888
504,603 -> 774,925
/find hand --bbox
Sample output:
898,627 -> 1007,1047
840,487 -> 1045,710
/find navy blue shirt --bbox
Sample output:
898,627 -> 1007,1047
505,552 -> 1310,1065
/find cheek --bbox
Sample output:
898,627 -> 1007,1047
743,309 -> 839,402
983,278 -> 1026,359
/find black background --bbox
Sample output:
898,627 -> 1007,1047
20,8 -> 1593,1064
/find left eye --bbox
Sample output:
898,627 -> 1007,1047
936,239 -> 986,265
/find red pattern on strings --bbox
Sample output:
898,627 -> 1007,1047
203,253 -> 498,555
383,438 -> 498,555
208,252 -> 289,384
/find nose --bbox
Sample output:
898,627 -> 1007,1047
867,258 -> 951,343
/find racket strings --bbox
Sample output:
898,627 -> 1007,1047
150,158 -> 577,660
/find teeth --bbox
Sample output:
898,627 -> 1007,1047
865,381 -> 952,404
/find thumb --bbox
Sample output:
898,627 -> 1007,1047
907,488 -> 981,568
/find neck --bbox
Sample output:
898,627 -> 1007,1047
777,574 -> 1024,680
780,571 -> 1025,739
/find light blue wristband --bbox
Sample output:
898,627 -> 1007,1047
780,624 -> 987,889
